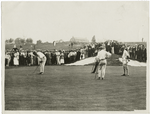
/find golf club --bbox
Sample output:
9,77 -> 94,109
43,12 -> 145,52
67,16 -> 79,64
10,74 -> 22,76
27,65 -> 39,76
95,66 -> 99,79
91,62 -> 95,73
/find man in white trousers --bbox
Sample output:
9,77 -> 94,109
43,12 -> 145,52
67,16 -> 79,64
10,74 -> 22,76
95,46 -> 111,80
121,47 -> 130,76
33,51 -> 47,74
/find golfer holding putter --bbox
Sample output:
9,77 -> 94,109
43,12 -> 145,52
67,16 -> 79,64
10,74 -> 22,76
33,51 -> 47,74
121,47 -> 130,76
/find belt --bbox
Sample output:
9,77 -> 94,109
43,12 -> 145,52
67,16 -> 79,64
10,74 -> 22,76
100,59 -> 106,61
42,56 -> 46,59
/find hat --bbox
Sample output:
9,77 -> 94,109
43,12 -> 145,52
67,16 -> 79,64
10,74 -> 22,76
33,51 -> 38,55
99,46 -> 105,49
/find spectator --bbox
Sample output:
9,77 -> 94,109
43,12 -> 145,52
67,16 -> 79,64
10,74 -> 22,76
129,46 -> 133,59
143,46 -> 147,62
68,50 -> 74,63
132,46 -> 136,59
111,41 -> 114,54
13,50 -> 19,66
29,50 -> 34,66
76,49 -> 81,61
56,50 -> 61,65
24,50 -> 28,66
47,51 -> 52,65
64,51 -> 69,64
73,50 -> 77,62
51,50 -> 57,65
60,50 -> 65,65
27,51 -> 31,66
5,50 -> 11,66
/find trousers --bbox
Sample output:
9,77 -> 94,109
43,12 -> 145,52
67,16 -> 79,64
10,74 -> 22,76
98,64 -> 106,78
40,56 -> 47,73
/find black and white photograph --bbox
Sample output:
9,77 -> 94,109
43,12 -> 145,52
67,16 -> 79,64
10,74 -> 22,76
1,1 -> 149,113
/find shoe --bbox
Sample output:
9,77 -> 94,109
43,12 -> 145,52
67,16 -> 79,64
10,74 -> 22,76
121,74 -> 125,76
39,72 -> 44,74
102,78 -> 104,80
97,77 -> 100,80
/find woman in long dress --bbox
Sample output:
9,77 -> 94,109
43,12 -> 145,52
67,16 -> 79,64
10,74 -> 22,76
60,51 -> 64,65
13,50 -> 19,66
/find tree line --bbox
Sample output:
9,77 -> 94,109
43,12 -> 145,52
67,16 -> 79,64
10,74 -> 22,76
5,35 -> 96,45
5,38 -> 35,44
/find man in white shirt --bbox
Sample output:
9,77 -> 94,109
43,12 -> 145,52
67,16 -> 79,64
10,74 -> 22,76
122,47 -> 130,76
33,51 -> 47,74
95,46 -> 111,80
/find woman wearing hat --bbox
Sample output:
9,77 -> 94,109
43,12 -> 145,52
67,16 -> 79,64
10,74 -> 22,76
60,50 -> 65,65
55,50 -> 61,65
13,50 -> 19,66
95,45 -> 111,80
5,50 -> 11,66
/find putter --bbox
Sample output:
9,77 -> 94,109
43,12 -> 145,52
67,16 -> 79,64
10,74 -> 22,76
95,68 -> 98,79
27,66 -> 39,76
95,66 -> 98,79
91,61 -> 99,73
91,62 -> 95,73
95,73 -> 97,79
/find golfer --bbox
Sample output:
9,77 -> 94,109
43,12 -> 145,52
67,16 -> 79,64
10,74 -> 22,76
95,46 -> 111,80
121,47 -> 130,76
33,51 -> 47,74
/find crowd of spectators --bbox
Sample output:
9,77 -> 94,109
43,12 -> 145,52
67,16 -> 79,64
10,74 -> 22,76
127,44 -> 147,62
5,41 -> 147,67
104,40 -> 147,62
5,44 -> 96,67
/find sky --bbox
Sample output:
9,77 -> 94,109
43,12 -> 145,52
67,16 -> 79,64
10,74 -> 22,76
2,1 -> 149,43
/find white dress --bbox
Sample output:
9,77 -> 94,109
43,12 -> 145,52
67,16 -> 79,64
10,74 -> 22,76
60,53 -> 64,64
13,53 -> 19,65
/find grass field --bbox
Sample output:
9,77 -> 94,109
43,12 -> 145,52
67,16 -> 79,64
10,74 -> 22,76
5,65 -> 146,111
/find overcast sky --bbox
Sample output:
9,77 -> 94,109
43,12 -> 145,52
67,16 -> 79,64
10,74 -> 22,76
2,1 -> 149,43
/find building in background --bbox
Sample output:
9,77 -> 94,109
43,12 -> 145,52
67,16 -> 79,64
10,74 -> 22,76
70,36 -> 89,43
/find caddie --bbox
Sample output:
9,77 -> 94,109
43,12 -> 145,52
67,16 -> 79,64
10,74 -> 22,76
33,51 -> 47,74
95,46 -> 111,80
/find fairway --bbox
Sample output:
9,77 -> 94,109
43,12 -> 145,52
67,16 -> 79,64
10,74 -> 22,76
5,65 -> 146,111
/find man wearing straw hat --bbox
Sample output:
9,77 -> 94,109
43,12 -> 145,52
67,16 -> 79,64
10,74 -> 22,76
95,45 -> 111,80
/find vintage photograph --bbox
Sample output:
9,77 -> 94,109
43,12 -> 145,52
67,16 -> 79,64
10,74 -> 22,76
2,1 -> 149,112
